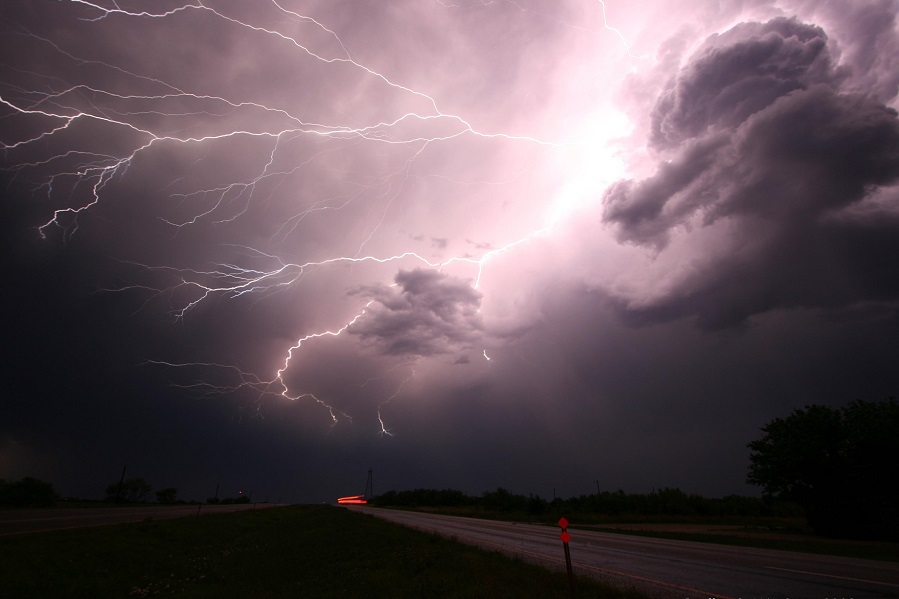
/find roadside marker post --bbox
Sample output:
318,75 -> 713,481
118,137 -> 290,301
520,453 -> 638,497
558,517 -> 575,598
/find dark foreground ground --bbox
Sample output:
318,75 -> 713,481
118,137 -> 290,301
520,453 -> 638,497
1,504 -> 646,598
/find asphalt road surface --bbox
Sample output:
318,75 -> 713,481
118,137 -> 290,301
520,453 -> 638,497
350,506 -> 899,599
0,503 -> 279,536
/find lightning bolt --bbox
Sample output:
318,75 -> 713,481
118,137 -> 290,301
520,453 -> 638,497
274,302 -> 372,426
2,0 -> 638,433
433,0 -> 645,59
377,368 -> 416,438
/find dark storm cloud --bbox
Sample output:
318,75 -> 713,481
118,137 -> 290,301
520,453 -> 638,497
601,133 -> 730,247
816,0 -> 899,102
602,16 -> 899,327
349,269 -> 483,356
650,18 -> 837,149
3,0 -> 898,507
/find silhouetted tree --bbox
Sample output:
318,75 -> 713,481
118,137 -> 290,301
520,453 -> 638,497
106,477 -> 152,503
747,398 -> 899,539
527,494 -> 548,515
0,477 -> 58,507
481,488 -> 528,512
155,487 -> 177,504
220,495 -> 250,504
371,488 -> 472,508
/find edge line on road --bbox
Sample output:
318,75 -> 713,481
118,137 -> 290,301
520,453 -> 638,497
380,514 -> 737,599
764,566 -> 899,588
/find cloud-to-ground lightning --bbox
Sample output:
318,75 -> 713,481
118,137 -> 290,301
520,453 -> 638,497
6,0 -> 899,515
1,0 -> 641,435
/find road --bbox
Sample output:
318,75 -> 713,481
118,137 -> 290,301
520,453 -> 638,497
351,506 -> 899,599
0,503 -> 279,536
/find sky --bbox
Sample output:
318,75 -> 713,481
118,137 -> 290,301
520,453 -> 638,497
2,0 -> 898,505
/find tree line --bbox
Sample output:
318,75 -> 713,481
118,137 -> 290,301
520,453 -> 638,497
371,486 -> 801,520
4,399 -> 894,540
374,399 -> 898,541
0,474 -> 251,506
0,476 -> 179,506
0,477 -> 58,507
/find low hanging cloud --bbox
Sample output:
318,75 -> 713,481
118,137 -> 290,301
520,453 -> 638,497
349,269 -> 484,356
602,16 -> 899,328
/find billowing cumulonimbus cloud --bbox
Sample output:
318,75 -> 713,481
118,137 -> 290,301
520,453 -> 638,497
650,18 -> 838,150
601,14 -> 899,327
349,269 -> 483,356
810,0 -> 899,103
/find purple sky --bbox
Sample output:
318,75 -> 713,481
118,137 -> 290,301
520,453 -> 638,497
2,0 -> 898,504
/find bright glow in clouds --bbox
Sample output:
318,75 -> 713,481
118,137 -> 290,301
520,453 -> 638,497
546,108 -> 632,226
1,0 -> 642,432
3,0 -> 899,446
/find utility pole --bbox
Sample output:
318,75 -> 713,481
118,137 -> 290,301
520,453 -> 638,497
364,468 -> 373,500
116,465 -> 127,503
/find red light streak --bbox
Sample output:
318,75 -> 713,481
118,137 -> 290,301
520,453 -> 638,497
337,494 -> 367,505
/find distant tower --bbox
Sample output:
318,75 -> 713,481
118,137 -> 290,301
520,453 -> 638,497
364,468 -> 373,500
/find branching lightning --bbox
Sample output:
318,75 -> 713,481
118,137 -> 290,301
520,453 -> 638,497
377,368 -> 416,438
1,0 -> 638,434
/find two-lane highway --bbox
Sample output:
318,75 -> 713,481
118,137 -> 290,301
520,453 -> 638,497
352,506 -> 899,598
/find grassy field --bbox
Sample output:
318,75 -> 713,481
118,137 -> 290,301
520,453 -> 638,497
1,505 -> 646,598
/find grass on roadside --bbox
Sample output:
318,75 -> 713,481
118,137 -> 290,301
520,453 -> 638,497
2,505 -> 646,598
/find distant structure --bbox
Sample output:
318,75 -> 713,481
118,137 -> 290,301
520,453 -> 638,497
337,468 -> 373,505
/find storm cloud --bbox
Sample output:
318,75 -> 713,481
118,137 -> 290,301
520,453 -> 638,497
350,269 -> 483,356
602,16 -> 899,327
2,0 -> 897,504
